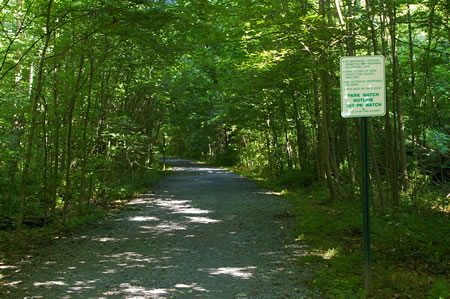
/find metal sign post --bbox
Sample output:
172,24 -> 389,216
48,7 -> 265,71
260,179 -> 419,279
340,55 -> 386,295
360,116 -> 372,294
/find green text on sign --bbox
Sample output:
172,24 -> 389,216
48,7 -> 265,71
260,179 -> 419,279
340,56 -> 386,118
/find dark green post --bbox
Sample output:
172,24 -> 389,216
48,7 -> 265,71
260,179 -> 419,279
360,117 -> 372,295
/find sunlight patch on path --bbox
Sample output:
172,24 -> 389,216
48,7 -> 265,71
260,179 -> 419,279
154,198 -> 213,215
256,191 -> 282,196
128,216 -> 159,222
33,281 -> 66,286
186,216 -> 221,224
116,282 -> 209,297
104,252 -> 157,264
152,198 -> 214,216
174,207 -> 210,215
199,266 -> 257,279
92,237 -> 119,242
139,221 -> 188,233
175,283 -> 209,292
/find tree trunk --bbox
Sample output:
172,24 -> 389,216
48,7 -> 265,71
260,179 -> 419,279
380,0 -> 399,205
15,0 -> 53,241
344,120 -> 356,185
421,0 -> 438,147
6,0 -> 26,217
388,1 -> 408,188
265,121 -> 273,175
344,0 -> 356,187
369,122 -> 385,212
319,69 -> 339,201
407,2 -> 419,201
279,95 -> 293,171
291,90 -> 304,169
319,0 -> 340,200
50,51 -> 61,217
313,74 -> 324,181
62,55 -> 85,223
269,107 -> 282,176
79,58 -> 94,214
41,96 -> 49,210
365,0 -> 378,54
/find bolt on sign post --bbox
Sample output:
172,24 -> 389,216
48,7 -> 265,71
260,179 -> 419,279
340,55 -> 386,295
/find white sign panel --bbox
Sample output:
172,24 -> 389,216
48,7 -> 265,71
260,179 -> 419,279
340,56 -> 386,118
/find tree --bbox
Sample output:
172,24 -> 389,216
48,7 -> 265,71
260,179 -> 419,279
0,0 -> 447,243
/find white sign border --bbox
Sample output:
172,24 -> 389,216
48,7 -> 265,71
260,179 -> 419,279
340,55 -> 386,118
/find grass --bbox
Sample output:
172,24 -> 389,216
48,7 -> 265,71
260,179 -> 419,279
231,166 -> 450,298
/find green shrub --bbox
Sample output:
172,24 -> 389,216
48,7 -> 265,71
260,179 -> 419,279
428,280 -> 450,299
276,169 -> 315,189
209,153 -> 240,166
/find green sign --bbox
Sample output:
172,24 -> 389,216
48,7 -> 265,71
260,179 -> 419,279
340,56 -> 386,118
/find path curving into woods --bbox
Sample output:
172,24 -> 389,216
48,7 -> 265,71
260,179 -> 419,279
1,159 -> 313,298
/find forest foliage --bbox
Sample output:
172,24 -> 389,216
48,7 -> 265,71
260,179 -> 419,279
0,0 -> 448,296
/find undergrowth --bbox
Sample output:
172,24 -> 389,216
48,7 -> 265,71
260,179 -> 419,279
232,166 -> 450,298
0,169 -> 163,255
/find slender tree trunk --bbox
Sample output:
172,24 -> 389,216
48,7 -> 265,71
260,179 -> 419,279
328,109 -> 340,186
344,0 -> 356,187
380,0 -> 399,205
284,129 -> 293,171
79,58 -> 94,214
291,91 -> 304,169
7,115 -> 21,217
407,2 -> 419,201
313,74 -> 324,181
50,45 -> 61,216
319,0 -> 340,200
344,120 -> 356,185
279,95 -> 293,171
265,121 -> 273,175
62,55 -> 85,223
148,118 -> 162,167
365,0 -> 378,54
388,1 -> 408,188
42,97 -> 49,209
6,0 -> 26,217
369,122 -> 385,211
15,0 -> 53,241
421,0 -> 437,145
269,107 -> 282,176
319,70 -> 338,201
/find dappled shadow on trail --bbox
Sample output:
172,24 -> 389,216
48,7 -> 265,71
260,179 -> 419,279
1,159 -> 311,298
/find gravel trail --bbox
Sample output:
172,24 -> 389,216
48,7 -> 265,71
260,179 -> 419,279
1,159 -> 313,298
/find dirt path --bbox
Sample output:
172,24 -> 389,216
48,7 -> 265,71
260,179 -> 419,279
1,160 -> 313,298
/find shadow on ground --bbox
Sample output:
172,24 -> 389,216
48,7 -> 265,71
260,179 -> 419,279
1,159 -> 312,298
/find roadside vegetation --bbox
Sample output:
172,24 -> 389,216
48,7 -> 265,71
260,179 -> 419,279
0,168 -> 162,254
230,166 -> 449,298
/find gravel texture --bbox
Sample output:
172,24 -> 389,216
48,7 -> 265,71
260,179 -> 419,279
1,159 -> 314,298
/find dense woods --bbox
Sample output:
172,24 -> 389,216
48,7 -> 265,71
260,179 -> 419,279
0,0 -> 448,296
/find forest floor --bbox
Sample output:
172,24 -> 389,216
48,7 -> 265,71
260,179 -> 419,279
0,159 -> 314,298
